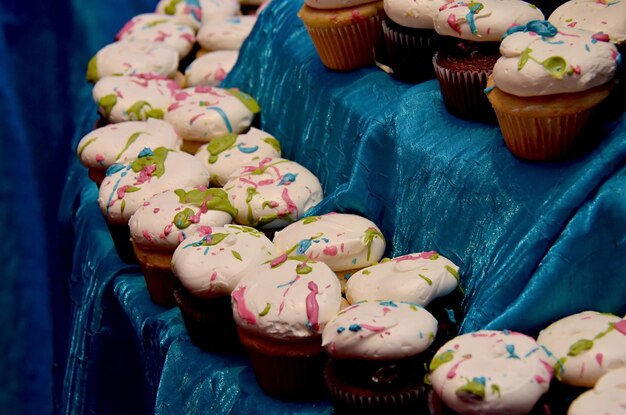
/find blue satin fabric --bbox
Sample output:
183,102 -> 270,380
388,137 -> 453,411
50,0 -> 626,413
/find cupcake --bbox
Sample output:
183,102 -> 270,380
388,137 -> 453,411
156,0 -> 203,31
163,85 -> 260,154
298,0 -> 386,71
172,224 -> 277,351
97,147 -> 210,261
382,0 -> 450,82
184,50 -> 240,87
272,213 -> 386,292
432,0 -> 544,122
231,256 -> 342,399
536,310 -> 626,388
429,330 -> 553,414
486,21 -> 620,160
322,300 -> 438,414
76,119 -> 181,186
567,366 -> 626,415
223,157 -> 324,232
129,187 -> 236,307
92,74 -> 179,124
194,127 -> 281,186
196,15 -> 258,52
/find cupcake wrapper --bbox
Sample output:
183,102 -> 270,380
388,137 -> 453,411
382,21 -> 437,83
433,55 -> 496,123
493,107 -> 594,161
132,243 -> 178,307
303,13 -> 383,71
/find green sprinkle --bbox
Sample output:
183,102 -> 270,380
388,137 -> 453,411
98,94 -> 118,118
302,216 -> 320,225
430,351 -> 454,372
455,378 -> 486,401
259,303 -> 271,316
568,339 -> 594,356
115,131 -> 148,161
263,137 -> 281,153
227,89 -> 260,113
418,274 -> 433,285
86,55 -> 98,82
232,250 -> 242,261
77,137 -> 98,158
445,265 -> 460,282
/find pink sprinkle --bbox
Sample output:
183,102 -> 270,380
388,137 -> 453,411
305,282 -> 320,332
571,65 -> 581,75
215,68 -> 227,82
142,230 -> 154,243
116,185 -> 132,199
135,164 -> 157,185
359,324 -> 386,332
143,202 -> 150,206
163,223 -> 173,236
95,154 -> 105,162
167,102 -> 181,111
180,33 -> 195,43
447,356 -> 469,379
596,353 -> 604,367
394,251 -> 437,263
178,232 -> 185,243
266,201 -> 279,208
153,208 -> 160,213
197,226 -> 213,236
239,177 -> 258,188
194,85 -> 215,93
614,320 -> 626,335
257,179 -> 275,186
174,91 -> 192,101
534,376 -> 547,384
568,21 -> 577,27
231,286 -> 257,325
382,307 -> 391,316
270,253 -> 288,268
189,113 -> 204,125
115,20 -> 136,40
340,242 -> 345,253
323,246 -> 338,256
281,188 -> 298,217
592,32 -> 610,42
136,73 -> 169,81
447,14 -> 462,36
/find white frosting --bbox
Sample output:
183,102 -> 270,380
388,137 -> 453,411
223,157 -> 324,229
155,0 -> 203,30
322,300 -> 438,360
196,15 -> 257,51
345,251 -> 459,306
493,25 -> 619,96
430,330 -> 553,415
304,0 -> 378,9
194,127 -> 281,186
384,0 -> 452,29
129,187 -> 235,249
433,0 -> 544,41
231,257 -> 342,339
537,311 -> 626,387
184,50 -> 239,87
98,147 -> 210,225
92,74 -> 178,123
115,13 -> 196,58
549,0 -> 626,44
163,86 -> 258,143
273,213 -> 386,272
567,367 -> 626,415
200,0 -> 241,24
87,40 -> 179,82
172,225 -> 277,298
77,119 -> 181,171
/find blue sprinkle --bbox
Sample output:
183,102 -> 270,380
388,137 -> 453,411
351,258 -> 357,265
349,324 -> 362,332
106,163 -> 126,176
138,147 -> 153,158
445,308 -> 456,324
419,332 -> 423,339
484,85 -> 496,94
379,301 -> 398,308
400,301 -> 423,309
296,239 -> 312,255
474,376 -> 487,385
204,247 -> 209,255
279,173 -> 298,185
545,40 -> 565,45
237,143 -> 259,154
227,17 -> 241,24
506,344 -> 520,359
585,44 -> 591,52
525,347 -> 540,358
322,238 -> 330,243
344,273 -> 352,280
337,326 -> 345,334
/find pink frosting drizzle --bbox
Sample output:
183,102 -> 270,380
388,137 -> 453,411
306,281 -> 320,332
394,251 -> 437,263
232,286 -> 256,325
135,164 -> 157,185
596,353 -> 604,367
323,246 -> 338,256
614,320 -> 626,335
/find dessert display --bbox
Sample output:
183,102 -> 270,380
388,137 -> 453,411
76,119 -> 181,185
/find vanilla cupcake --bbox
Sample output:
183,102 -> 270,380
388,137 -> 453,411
432,0 -> 544,122
568,366 -> 626,415
298,0 -> 385,71
156,0 -> 203,30
194,127 -> 281,186
164,85 -> 260,154
223,157 -> 324,231
429,330 -> 553,414
86,40 -> 180,83
76,119 -> 181,186
172,225 -> 276,351
231,256 -> 342,399
487,21 -> 620,160
129,187 -> 236,306
322,300 -> 437,413
537,311 -> 626,387
273,213 -> 386,291
184,50 -> 239,87
92,74 -> 179,124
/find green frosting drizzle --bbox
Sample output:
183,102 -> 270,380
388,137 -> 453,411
232,250 -> 242,261
174,188 -> 237,218
99,94 -> 118,118
207,133 -> 238,164
120,200 -> 126,215
125,186 -> 141,193
455,378 -> 486,401
259,303 -> 271,316
164,0 -> 182,14
245,187 -> 260,225
296,263 -> 312,275
227,225 -> 263,238
227,89 -> 260,114
418,274 -> 433,285
362,269 -> 371,276
430,351 -> 455,372
146,108 -> 164,119
554,357 -> 566,380
201,233 -> 229,246
131,147 -> 169,177
429,253 -> 440,260
568,339 -> 594,356
115,131 -> 148,161
173,208 -> 195,229
302,216 -> 320,225
86,56 -> 98,82
518,48 -> 567,79
445,265 -> 460,282
145,19 -> 170,28
77,137 -> 98,158
363,228 -> 385,261
491,384 -> 501,397
127,101 -> 155,120
263,137 -> 281,153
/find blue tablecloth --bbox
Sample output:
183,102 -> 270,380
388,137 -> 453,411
3,0 -> 625,413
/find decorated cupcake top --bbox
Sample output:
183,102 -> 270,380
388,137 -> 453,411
568,366 -> 626,415
156,0 -> 203,30
92,74 -> 179,123
430,330 -> 553,415
304,0 -> 378,9
433,0 -> 544,41
115,13 -> 196,58
77,119 -> 181,172
195,127 -> 282,186
164,86 -> 259,143
223,157 -> 324,229
129,187 -> 235,249
345,251 -> 459,306
536,310 -> 626,387
549,0 -> 626,44
384,0 -> 453,29
492,21 -> 620,96
322,300 -> 438,360
98,147 -> 210,224
197,15 -> 257,51
184,50 -> 239,87
231,257 -> 342,339
86,40 -> 179,83
172,224 -> 277,298
200,0 -> 240,25
272,213 -> 386,272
